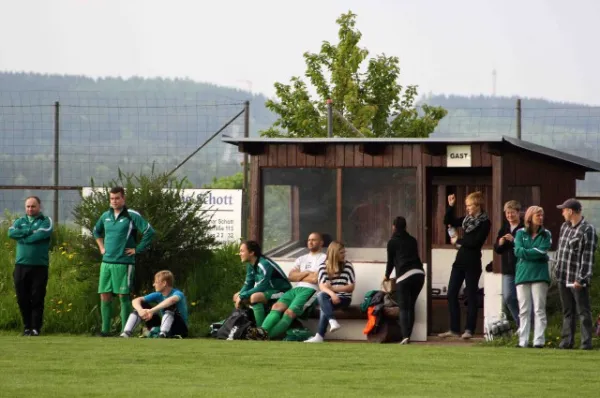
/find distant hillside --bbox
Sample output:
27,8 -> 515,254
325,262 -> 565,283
1,72 -> 599,221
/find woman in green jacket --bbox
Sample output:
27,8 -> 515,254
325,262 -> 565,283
514,206 -> 551,348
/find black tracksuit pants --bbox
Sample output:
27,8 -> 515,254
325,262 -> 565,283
14,265 -> 49,331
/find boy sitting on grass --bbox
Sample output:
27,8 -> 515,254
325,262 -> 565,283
120,270 -> 189,338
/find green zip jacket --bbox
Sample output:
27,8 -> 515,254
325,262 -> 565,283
93,207 -> 155,265
8,213 -> 53,266
514,227 -> 552,285
238,256 -> 292,300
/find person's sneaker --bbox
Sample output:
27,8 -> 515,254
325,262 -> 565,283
461,330 -> 473,339
304,334 -> 324,343
120,331 -> 132,338
399,337 -> 410,345
30,329 -> 40,337
438,331 -> 459,338
329,319 -> 341,333
22,329 -> 32,337
533,344 -> 544,348
158,332 -> 167,338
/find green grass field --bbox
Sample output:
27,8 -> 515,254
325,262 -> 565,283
0,336 -> 598,397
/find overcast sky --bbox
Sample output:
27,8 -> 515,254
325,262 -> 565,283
1,0 -> 598,105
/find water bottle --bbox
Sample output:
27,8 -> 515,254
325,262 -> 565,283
447,227 -> 457,239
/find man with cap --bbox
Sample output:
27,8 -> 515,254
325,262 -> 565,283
555,198 -> 598,350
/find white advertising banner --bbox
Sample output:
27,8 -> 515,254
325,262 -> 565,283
81,187 -> 242,244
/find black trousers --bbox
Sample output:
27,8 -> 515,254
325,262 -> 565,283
395,273 -> 425,339
140,302 -> 188,337
13,265 -> 49,331
447,266 -> 482,334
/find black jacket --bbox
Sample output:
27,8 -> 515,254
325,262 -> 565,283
493,220 -> 524,275
444,206 -> 491,269
385,231 -> 424,279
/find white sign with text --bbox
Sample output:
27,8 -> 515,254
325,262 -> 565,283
446,145 -> 472,167
185,189 -> 243,244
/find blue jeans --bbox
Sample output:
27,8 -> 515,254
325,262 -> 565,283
317,291 -> 351,337
502,274 -> 520,327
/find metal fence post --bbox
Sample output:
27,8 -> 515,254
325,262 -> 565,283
53,101 -> 60,225
243,100 -> 250,239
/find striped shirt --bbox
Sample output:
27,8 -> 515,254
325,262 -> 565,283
555,217 -> 598,285
318,261 -> 356,298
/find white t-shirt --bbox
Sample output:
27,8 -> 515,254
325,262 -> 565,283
294,252 -> 326,290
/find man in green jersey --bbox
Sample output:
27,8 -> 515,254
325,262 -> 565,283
233,240 -> 292,326
93,186 -> 155,336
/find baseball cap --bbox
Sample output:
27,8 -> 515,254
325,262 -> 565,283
556,198 -> 582,212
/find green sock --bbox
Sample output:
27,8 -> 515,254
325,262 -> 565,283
270,314 -> 294,339
119,296 -> 133,332
251,303 -> 266,327
101,301 -> 112,334
261,310 -> 283,332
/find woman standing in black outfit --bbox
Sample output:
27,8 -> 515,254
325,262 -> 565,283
439,191 -> 491,340
384,216 -> 425,344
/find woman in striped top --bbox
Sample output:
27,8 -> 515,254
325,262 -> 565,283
305,241 -> 356,343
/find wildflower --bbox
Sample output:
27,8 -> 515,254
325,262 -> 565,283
191,302 -> 197,307
61,251 -> 67,256
59,246 -> 64,251
66,309 -> 72,312
58,300 -> 63,304
56,310 -> 61,314
68,254 -> 74,260
68,303 -> 72,307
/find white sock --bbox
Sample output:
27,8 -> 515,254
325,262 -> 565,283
124,312 -> 141,334
160,311 -> 175,334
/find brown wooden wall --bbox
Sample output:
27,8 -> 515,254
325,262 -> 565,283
502,151 -> 581,251
252,143 -> 494,169
249,143 -> 495,253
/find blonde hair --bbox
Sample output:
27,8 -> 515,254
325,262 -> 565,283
466,191 -> 485,211
155,270 -> 174,287
325,241 -> 345,278
503,200 -> 521,212
524,206 -> 544,235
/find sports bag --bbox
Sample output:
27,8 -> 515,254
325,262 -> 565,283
216,308 -> 255,340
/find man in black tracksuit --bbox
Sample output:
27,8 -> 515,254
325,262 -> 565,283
8,196 -> 53,336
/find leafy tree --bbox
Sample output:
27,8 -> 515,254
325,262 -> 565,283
261,11 -> 447,138
72,168 -> 216,292
202,172 -> 243,189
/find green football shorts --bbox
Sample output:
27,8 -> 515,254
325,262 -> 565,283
98,262 -> 134,294
277,287 -> 317,316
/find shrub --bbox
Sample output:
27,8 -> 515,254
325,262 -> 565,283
72,168 -> 216,293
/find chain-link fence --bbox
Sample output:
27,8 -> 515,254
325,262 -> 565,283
0,91 -> 249,225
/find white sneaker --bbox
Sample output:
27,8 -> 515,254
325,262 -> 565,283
304,334 -> 324,343
400,337 -> 410,345
329,319 -> 341,333
461,330 -> 473,339
120,332 -> 131,338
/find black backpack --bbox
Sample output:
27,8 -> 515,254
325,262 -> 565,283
216,308 -> 255,340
